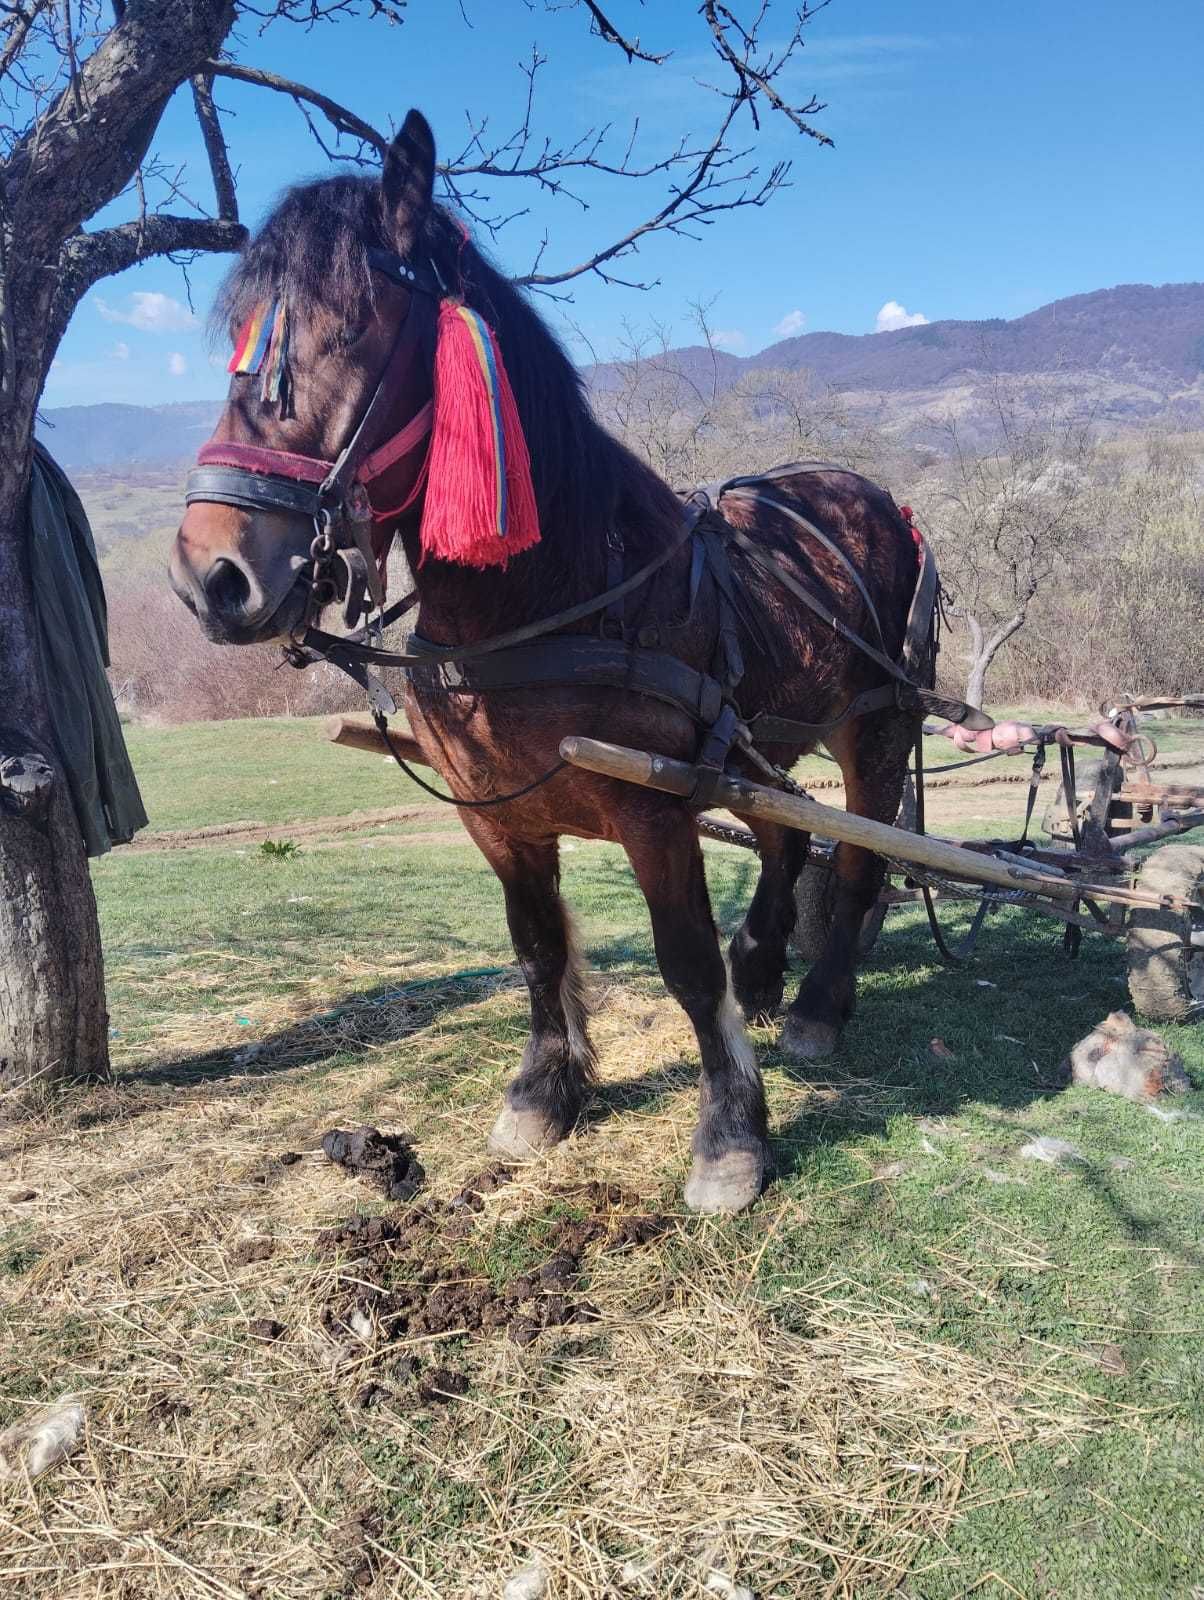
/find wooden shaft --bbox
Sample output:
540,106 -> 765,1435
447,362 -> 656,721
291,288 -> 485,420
325,715 -> 429,767
560,736 -> 1082,901
1116,810 -> 1204,851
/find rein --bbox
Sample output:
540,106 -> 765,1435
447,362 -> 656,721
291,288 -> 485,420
287,508 -> 704,675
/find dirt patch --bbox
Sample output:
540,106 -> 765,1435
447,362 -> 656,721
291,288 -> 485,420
118,803 -> 447,853
230,1237 -> 275,1266
316,1178 -> 671,1361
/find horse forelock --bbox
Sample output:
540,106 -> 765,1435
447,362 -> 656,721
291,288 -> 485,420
213,174 -> 683,590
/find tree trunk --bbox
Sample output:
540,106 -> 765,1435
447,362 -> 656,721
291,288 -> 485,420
0,0 -> 241,1108
962,608 -> 1028,709
0,289 -> 108,1108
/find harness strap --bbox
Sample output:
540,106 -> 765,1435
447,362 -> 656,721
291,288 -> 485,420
408,635 -> 726,730
721,484 -> 891,656
291,505 -> 703,673
318,287 -> 438,509
723,521 -> 992,732
185,465 -> 324,518
913,722 -> 994,965
358,400 -> 435,487
748,682 -> 899,745
902,538 -> 939,679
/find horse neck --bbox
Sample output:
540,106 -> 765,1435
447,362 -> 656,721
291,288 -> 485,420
395,515 -> 591,644
400,430 -> 678,646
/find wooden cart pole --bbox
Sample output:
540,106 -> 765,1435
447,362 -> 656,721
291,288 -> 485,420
325,715 -> 429,766
560,736 -> 1083,901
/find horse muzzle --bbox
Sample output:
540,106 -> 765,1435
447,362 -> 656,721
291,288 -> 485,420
170,505 -> 310,645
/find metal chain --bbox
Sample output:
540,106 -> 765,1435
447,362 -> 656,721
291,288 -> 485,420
305,511 -> 340,628
697,815 -> 759,851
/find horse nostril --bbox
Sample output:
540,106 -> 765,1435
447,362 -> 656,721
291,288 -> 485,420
204,557 -> 252,618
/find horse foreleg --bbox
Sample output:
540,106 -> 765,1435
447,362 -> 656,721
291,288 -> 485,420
729,818 -> 809,1021
468,828 -> 597,1156
622,811 -> 768,1212
782,710 -> 911,1061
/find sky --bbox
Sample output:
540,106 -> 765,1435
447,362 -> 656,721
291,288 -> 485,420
42,0 -> 1204,409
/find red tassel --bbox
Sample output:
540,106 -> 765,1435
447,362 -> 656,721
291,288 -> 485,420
420,300 -> 540,568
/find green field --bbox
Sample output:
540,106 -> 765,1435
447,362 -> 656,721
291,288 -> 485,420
2,716 -> 1202,1598
121,710 -> 1204,836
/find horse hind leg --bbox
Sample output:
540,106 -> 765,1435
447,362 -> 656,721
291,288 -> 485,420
469,832 -> 597,1157
729,818 -> 809,1022
782,708 -> 913,1061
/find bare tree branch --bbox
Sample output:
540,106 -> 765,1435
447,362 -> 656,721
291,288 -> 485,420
190,73 -> 238,222
56,213 -> 246,297
572,0 -> 668,64
203,57 -> 389,159
6,0 -> 236,255
0,0 -> 49,81
515,100 -> 785,287
702,0 -> 833,145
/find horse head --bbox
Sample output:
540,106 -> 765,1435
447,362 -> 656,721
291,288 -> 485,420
170,111 -> 438,644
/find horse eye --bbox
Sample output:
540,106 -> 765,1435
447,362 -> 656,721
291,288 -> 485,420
329,320 -> 370,353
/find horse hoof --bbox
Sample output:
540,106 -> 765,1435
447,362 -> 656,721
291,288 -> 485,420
487,1107 -> 563,1159
684,1150 -> 764,1214
781,1015 -> 840,1061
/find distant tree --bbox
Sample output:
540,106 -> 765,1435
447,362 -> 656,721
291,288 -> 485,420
0,0 -> 835,1102
592,300 -> 880,488
922,376 -> 1097,708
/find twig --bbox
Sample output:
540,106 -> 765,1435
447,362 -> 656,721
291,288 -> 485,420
577,0 -> 668,64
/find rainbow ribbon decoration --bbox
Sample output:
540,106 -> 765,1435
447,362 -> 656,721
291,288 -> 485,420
419,297 -> 539,567
228,298 -> 289,405
454,303 -> 508,535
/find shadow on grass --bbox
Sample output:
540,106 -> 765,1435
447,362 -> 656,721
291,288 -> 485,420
765,901 -> 1128,1177
119,968 -> 519,1092
108,852 -> 1177,1230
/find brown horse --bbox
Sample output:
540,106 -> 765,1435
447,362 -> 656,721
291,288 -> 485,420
171,112 -> 925,1213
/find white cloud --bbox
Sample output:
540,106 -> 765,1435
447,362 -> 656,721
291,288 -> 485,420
875,299 -> 929,333
110,341 -> 131,361
167,352 -> 188,377
711,328 -> 747,353
773,309 -> 807,338
95,290 -> 197,333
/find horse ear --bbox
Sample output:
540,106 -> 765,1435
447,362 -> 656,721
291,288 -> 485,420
382,109 -> 436,255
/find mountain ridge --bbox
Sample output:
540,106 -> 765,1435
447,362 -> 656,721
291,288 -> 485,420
38,280 -> 1204,471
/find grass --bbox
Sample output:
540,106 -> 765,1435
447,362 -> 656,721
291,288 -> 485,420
121,716 -> 441,831
1,716 -> 1202,1597
119,704 -> 1204,839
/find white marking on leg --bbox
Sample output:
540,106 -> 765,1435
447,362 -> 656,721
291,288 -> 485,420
718,962 -> 759,1082
559,912 -> 597,1080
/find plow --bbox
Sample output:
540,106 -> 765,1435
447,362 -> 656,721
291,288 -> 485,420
329,695 -> 1204,1023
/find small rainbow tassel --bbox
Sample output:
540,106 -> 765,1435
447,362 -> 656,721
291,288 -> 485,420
259,300 -> 289,405
228,301 -> 274,375
228,298 -> 290,405
419,300 -> 539,569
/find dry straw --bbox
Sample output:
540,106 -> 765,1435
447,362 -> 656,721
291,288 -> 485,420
1,975 -> 1115,1598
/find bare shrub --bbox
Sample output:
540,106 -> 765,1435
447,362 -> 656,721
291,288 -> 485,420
106,582 -> 361,723
600,339 -> 1201,712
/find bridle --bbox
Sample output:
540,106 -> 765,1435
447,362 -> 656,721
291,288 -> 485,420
184,248 -> 445,632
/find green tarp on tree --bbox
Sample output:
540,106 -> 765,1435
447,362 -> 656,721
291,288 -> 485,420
27,443 -> 147,855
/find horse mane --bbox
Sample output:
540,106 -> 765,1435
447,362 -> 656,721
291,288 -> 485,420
215,174 -> 684,591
